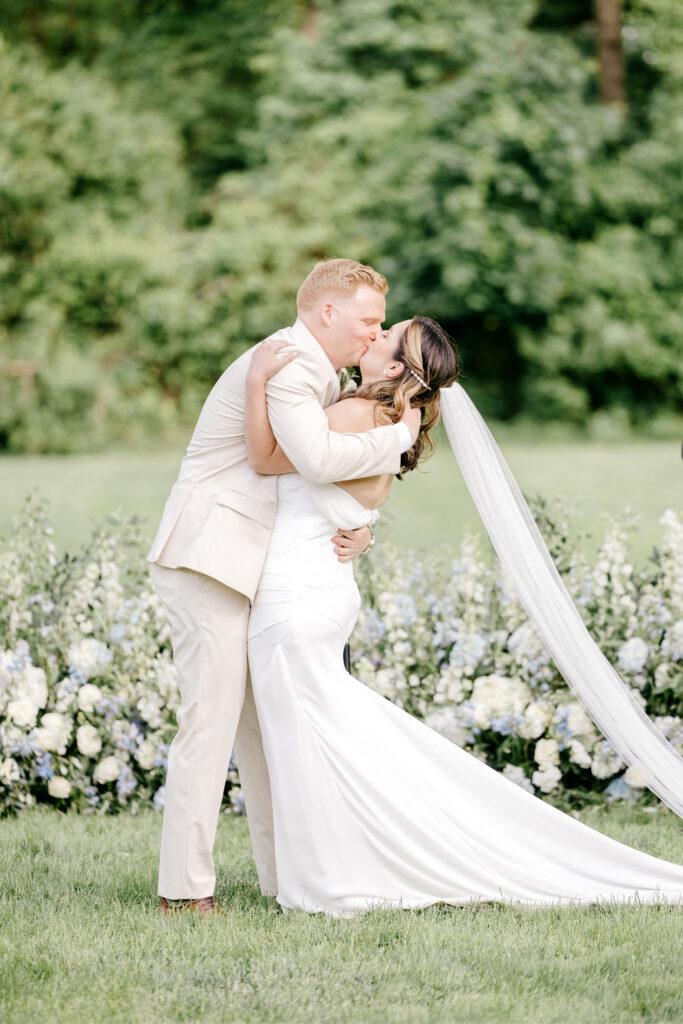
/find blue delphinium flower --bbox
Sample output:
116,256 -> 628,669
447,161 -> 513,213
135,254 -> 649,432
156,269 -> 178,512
35,752 -> 55,780
116,763 -> 138,799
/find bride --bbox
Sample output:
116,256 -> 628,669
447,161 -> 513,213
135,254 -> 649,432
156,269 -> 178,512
243,315 -> 683,917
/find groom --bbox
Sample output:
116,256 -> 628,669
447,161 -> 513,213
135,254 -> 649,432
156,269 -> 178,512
148,258 -> 419,914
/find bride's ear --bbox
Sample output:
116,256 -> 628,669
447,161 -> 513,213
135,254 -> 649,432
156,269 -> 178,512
383,361 -> 404,380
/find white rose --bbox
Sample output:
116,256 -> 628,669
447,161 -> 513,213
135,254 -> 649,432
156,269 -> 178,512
532,764 -> 562,793
48,776 -> 72,799
77,684 -> 102,714
7,697 -> 39,729
32,712 -> 72,755
135,738 -> 158,771
76,724 -> 102,758
624,765 -> 647,789
518,700 -> 552,740
93,755 -> 122,784
0,757 -> 21,784
534,738 -> 560,767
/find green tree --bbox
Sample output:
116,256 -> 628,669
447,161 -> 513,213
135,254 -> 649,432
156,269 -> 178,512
0,40 -> 192,451
196,0 -> 683,425
0,0 -> 301,190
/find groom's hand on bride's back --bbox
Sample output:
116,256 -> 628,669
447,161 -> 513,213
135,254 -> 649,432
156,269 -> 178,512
401,404 -> 421,444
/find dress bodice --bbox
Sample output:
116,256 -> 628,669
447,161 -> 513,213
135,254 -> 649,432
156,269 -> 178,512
248,475 -> 376,638
275,474 -> 379,533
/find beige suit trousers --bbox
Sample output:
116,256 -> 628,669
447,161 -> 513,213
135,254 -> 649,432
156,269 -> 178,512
151,564 -> 276,899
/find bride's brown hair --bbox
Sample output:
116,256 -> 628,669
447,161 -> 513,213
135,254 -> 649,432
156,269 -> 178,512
353,315 -> 460,477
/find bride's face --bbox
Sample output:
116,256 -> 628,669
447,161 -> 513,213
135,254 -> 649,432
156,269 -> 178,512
359,319 -> 411,384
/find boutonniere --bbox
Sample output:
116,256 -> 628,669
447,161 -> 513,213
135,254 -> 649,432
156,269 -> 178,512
339,366 -> 360,394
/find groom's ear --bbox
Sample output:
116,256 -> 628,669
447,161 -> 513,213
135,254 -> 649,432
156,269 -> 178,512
321,301 -> 334,327
385,361 -> 404,380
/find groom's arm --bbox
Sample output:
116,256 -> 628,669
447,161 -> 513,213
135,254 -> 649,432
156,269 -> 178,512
265,357 -> 407,485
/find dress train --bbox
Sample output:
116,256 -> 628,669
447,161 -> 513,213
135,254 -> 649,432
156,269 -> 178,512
247,475 -> 683,917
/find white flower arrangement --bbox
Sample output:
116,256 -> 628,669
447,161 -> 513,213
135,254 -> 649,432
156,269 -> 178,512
0,496 -> 682,816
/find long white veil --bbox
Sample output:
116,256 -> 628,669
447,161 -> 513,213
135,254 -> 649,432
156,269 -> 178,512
439,382 -> 683,817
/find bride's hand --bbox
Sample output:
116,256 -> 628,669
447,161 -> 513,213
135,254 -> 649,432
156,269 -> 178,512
332,525 -> 372,562
400,403 -> 422,444
248,338 -> 299,384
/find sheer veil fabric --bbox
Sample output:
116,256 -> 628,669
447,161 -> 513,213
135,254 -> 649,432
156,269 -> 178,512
439,382 -> 683,818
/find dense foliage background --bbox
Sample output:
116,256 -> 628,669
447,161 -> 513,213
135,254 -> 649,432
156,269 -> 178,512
1,0 -> 682,452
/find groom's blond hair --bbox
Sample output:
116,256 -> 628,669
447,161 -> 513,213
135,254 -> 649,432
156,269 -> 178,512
296,258 -> 388,313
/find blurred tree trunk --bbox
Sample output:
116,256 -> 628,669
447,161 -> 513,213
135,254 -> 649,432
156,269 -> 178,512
594,0 -> 627,107
301,4 -> 319,40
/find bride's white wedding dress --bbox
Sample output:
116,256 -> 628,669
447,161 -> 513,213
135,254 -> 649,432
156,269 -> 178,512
247,474 -> 683,917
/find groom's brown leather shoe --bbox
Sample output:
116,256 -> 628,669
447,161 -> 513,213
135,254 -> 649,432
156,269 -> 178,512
158,896 -> 224,916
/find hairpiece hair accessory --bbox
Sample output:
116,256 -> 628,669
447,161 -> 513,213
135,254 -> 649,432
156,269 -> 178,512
408,367 -> 428,390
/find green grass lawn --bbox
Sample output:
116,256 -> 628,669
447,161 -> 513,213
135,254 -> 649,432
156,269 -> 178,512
0,434 -> 681,563
0,805 -> 681,1024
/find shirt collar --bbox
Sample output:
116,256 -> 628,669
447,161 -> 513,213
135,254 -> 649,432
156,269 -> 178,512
291,318 -> 341,396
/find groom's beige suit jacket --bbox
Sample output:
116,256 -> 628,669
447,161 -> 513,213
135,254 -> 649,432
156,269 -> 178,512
147,318 -> 403,595
148,318 -> 403,898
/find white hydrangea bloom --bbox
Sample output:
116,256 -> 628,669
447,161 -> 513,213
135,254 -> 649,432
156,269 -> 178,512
662,619 -> 683,662
617,637 -> 649,674
0,649 -> 22,688
137,694 -> 164,729
53,678 -> 77,712
153,656 -> 179,699
590,740 -> 625,779
470,674 -> 530,730
502,763 -> 534,794
77,684 -> 103,714
532,764 -> 562,793
372,668 -> 405,700
436,663 -> 468,704
67,638 -> 112,681
7,697 -> 40,730
31,712 -> 73,755
424,708 -> 472,748
534,738 -> 560,767
22,665 -> 48,710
